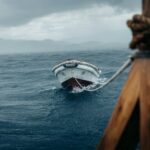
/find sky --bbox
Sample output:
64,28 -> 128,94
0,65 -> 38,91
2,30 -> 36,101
0,0 -> 141,53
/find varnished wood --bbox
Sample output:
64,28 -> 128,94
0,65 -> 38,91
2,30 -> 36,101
97,1 -> 150,149
116,101 -> 139,150
140,60 -> 150,150
140,0 -> 150,149
97,60 -> 141,150
143,0 -> 150,16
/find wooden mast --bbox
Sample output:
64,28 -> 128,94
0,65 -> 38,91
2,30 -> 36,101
143,0 -> 150,16
140,2 -> 150,149
97,0 -> 150,150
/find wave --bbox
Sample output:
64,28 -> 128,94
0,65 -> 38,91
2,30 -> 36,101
38,86 -> 59,93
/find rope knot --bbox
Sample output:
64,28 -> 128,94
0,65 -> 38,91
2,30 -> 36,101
127,14 -> 150,51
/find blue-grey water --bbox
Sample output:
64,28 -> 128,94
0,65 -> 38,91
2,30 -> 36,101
0,49 -> 130,150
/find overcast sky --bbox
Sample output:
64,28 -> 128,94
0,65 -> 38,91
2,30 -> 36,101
0,0 -> 141,44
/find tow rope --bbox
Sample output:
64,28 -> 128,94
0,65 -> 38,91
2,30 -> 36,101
75,14 -> 150,92
75,57 -> 132,92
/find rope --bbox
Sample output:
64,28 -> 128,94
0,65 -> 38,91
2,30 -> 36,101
74,14 -> 150,92
73,15 -> 150,92
127,14 -> 150,50
75,58 -> 132,92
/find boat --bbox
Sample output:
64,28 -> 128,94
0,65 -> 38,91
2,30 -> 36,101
52,59 -> 101,91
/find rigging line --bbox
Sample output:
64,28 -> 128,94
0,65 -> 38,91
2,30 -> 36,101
75,78 -> 83,88
75,58 -> 132,92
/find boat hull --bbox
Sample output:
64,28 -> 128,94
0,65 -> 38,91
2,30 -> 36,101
62,77 -> 92,90
52,60 -> 101,90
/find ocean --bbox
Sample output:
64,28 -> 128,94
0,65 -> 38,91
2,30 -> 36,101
0,49 -> 130,150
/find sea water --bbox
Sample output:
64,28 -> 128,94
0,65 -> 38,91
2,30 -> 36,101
0,49 -> 130,150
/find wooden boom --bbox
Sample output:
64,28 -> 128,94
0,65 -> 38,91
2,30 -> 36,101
97,0 -> 150,150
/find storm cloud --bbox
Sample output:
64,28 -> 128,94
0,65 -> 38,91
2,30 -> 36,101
0,0 -> 141,26
0,0 -> 142,53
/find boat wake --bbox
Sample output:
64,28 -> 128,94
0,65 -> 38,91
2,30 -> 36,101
71,87 -> 85,93
98,77 -> 107,84
38,86 -> 58,93
71,77 -> 107,93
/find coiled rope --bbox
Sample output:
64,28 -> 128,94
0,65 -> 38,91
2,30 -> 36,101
127,14 -> 150,50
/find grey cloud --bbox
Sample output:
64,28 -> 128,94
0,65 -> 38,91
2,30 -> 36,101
0,0 -> 141,26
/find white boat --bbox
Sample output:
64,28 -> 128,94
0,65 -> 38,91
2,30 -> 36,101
52,59 -> 101,90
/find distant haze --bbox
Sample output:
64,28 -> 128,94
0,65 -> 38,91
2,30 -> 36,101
0,0 -> 141,54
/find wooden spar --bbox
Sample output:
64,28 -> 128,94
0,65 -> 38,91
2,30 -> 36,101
143,0 -> 150,16
97,61 -> 140,150
97,0 -> 150,150
140,2 -> 150,149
